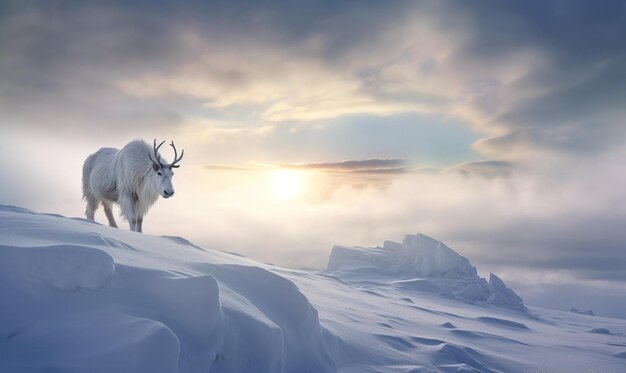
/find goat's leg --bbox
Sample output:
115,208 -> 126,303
102,201 -> 118,228
85,197 -> 99,221
136,216 -> 143,233
118,195 -> 137,231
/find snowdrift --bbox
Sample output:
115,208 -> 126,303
1,205 -> 625,373
327,234 -> 525,311
0,205 -> 335,373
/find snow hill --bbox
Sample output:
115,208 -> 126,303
1,205 -> 625,373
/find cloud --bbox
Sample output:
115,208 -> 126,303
451,160 -> 514,178
203,158 -> 407,175
507,280 -> 626,319
204,165 -> 259,171
205,158 -> 522,178
448,0 -> 626,158
0,1 -> 183,133
4,0 -> 626,161
279,159 -> 406,174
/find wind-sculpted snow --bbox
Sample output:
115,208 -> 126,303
327,234 -> 527,311
0,244 -> 114,291
328,234 -> 476,278
2,205 -> 626,373
0,205 -> 336,373
486,274 -> 525,311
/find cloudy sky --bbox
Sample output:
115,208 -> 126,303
2,0 -> 626,318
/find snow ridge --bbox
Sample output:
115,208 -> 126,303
0,205 -> 336,373
327,233 -> 526,311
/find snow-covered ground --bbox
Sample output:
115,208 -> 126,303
1,205 -> 625,373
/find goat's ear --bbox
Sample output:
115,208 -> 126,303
152,163 -> 159,172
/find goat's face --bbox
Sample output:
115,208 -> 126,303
150,139 -> 184,199
151,164 -> 176,198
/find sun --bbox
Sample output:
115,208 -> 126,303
269,170 -> 304,200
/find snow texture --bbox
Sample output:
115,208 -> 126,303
1,205 -> 626,373
571,307 -> 595,316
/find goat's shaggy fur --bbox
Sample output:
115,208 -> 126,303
82,139 -> 179,232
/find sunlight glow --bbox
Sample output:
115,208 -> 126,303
270,170 -> 304,200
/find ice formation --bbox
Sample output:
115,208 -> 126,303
327,233 -> 526,311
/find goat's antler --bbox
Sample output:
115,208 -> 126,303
169,141 -> 184,168
152,139 -> 166,167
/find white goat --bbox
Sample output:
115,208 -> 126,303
82,139 -> 184,232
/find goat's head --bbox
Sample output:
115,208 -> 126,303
150,139 -> 184,199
